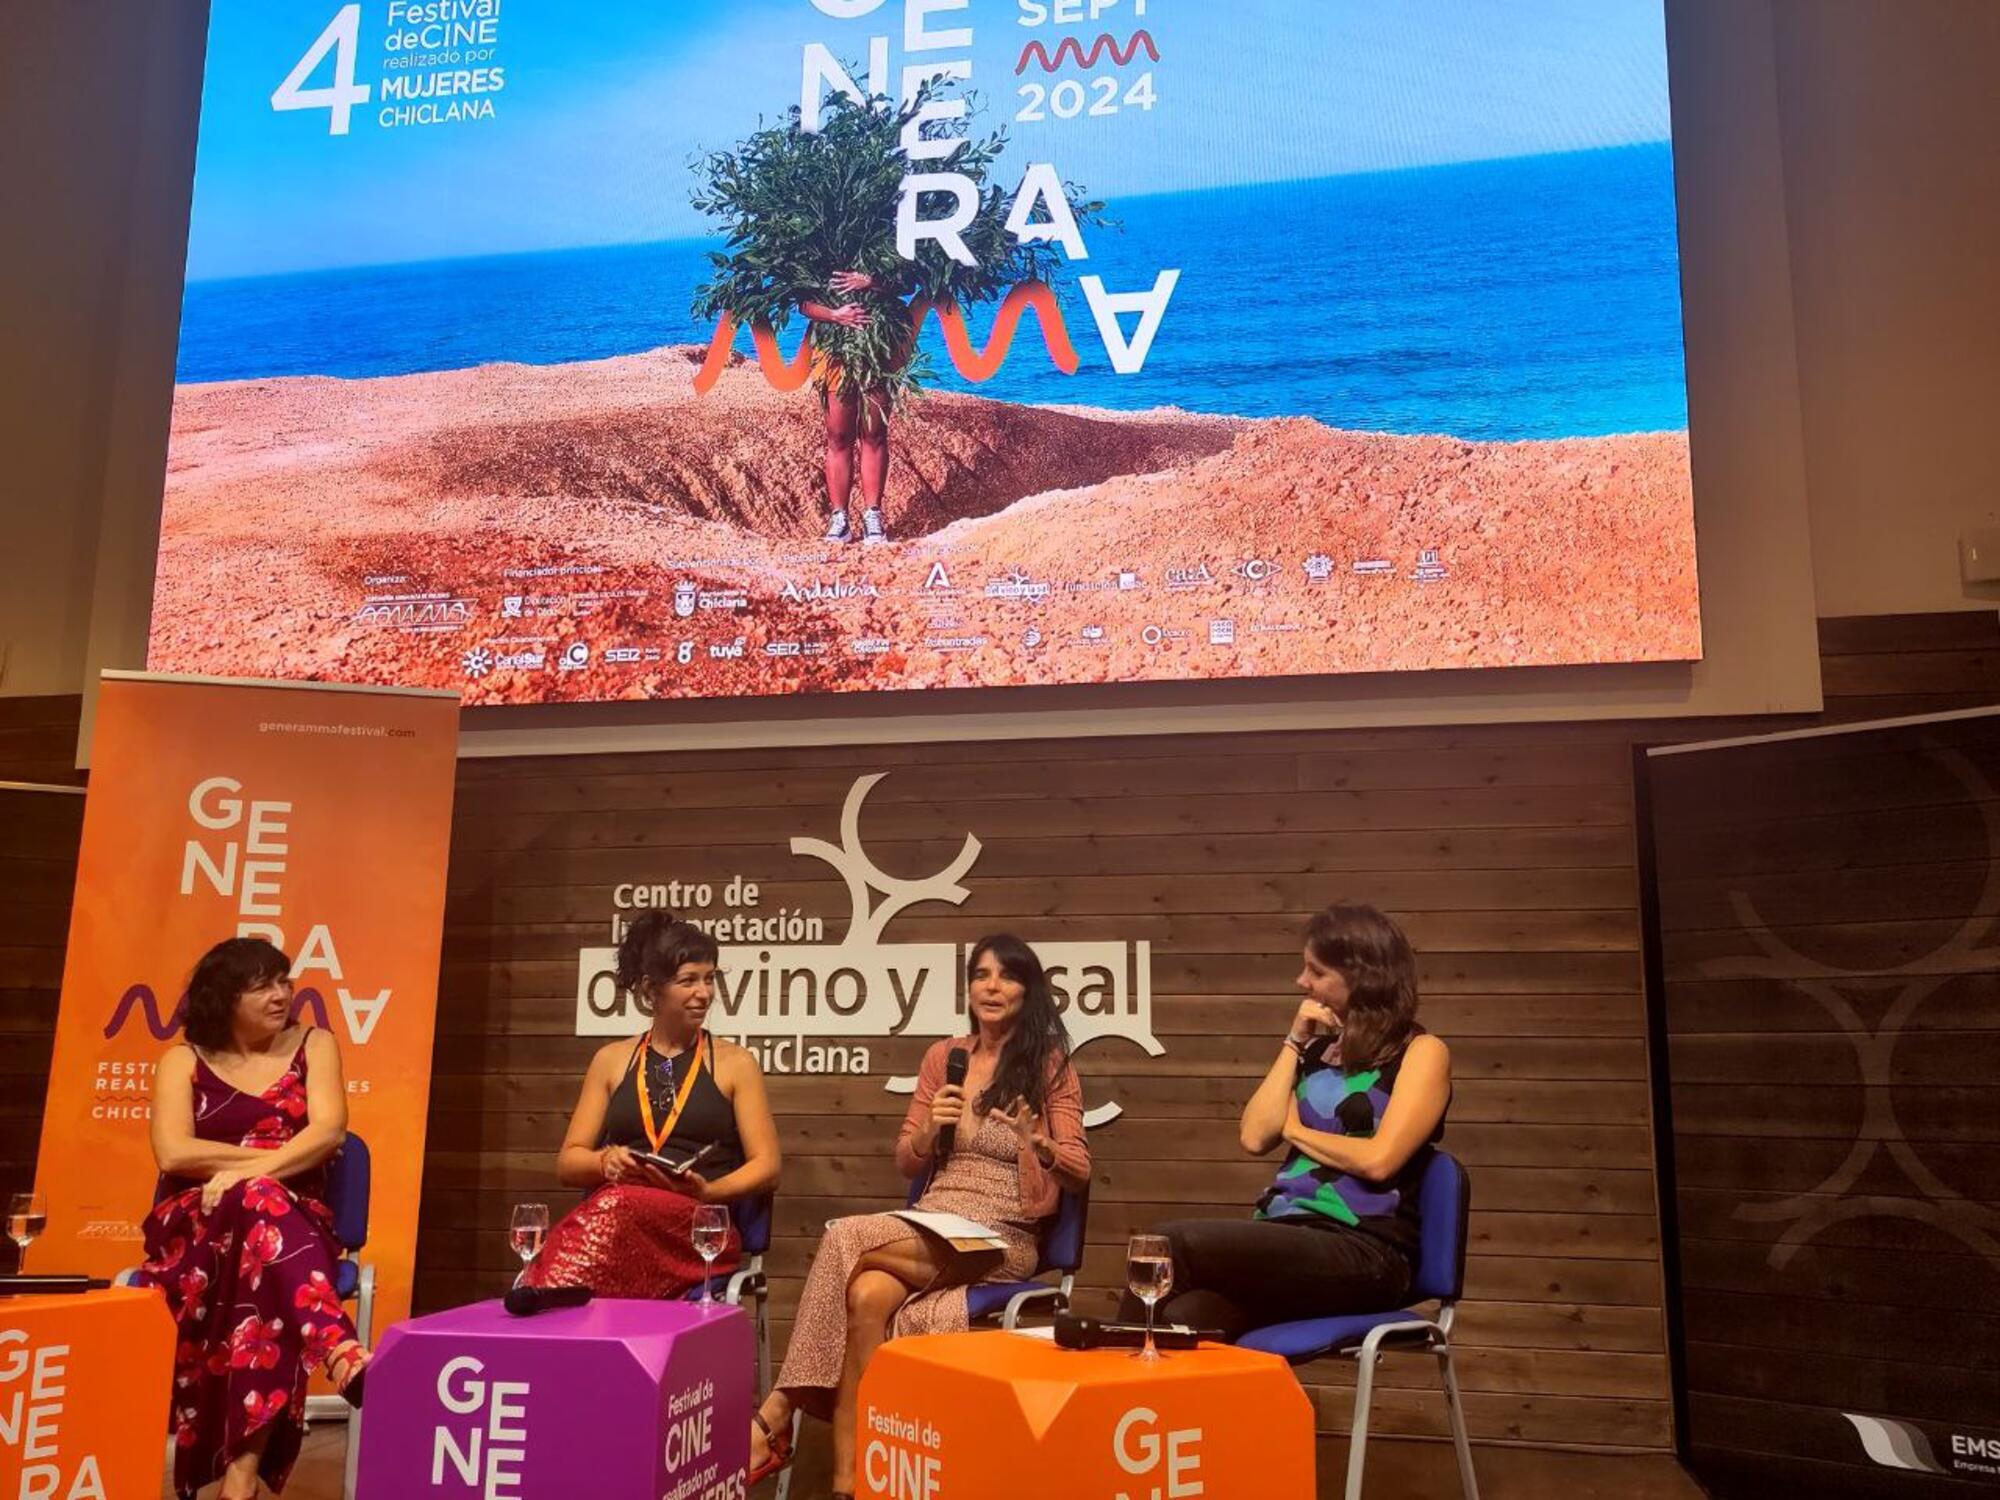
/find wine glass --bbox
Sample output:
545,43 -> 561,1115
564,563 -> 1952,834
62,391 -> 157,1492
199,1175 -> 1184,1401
691,1204 -> 731,1311
508,1203 -> 549,1271
7,1191 -> 47,1274
1126,1233 -> 1173,1361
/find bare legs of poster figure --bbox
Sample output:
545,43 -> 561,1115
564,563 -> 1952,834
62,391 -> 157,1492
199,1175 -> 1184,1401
822,387 -> 890,545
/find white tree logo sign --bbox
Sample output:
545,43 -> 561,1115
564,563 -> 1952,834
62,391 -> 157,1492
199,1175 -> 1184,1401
575,774 -> 1160,1126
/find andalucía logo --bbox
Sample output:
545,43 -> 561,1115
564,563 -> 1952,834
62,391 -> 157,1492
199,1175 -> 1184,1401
574,774 -> 1159,1126
780,579 -> 881,604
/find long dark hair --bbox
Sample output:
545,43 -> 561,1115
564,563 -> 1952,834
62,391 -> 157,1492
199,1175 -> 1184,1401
1304,902 -> 1422,1071
184,937 -> 292,1050
965,933 -> 1071,1113
615,910 -> 720,1013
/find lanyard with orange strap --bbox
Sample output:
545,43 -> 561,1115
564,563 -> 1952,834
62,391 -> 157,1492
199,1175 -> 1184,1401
629,1031 -> 708,1152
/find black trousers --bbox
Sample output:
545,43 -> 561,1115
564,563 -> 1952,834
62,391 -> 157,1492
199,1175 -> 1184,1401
1116,1216 -> 1412,1342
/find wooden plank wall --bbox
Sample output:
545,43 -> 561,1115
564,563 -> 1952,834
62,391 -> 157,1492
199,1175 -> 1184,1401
1644,707 -> 2000,1496
0,695 -> 88,1217
0,608 -> 1993,1454
429,720 -> 1672,1453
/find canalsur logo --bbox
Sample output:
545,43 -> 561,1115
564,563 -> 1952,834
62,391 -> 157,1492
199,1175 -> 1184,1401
574,774 -> 1159,1125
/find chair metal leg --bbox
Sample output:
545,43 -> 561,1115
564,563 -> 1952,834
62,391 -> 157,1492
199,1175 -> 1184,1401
1345,1346 -> 1379,1500
344,1407 -> 363,1500
756,1294 -> 772,1399
1436,1345 -> 1479,1500
341,1261 -> 375,1500
774,1410 -> 802,1500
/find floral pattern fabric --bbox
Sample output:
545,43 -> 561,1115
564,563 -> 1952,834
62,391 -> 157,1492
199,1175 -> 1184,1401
134,1033 -> 357,1498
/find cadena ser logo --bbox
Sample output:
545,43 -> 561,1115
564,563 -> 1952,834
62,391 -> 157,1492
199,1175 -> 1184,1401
575,773 -> 1160,1125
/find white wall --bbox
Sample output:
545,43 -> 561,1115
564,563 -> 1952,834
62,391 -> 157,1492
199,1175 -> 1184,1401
1771,0 -> 2000,617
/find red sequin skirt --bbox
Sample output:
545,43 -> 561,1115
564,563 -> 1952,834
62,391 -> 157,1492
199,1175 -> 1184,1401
521,1184 -> 740,1299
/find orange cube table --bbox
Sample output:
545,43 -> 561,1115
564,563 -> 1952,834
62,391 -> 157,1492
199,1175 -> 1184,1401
855,1331 -> 1315,1500
1,1286 -> 174,1499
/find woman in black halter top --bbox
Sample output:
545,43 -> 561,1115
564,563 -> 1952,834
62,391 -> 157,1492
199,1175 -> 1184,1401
523,913 -> 781,1297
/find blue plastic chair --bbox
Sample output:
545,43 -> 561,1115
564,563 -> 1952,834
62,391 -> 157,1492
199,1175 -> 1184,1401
904,1169 -> 1087,1329
683,1191 -> 774,1395
119,1134 -> 374,1500
1236,1150 -> 1478,1500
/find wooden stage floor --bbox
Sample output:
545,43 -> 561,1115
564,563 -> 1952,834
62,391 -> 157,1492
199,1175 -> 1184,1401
185,1423 -> 1708,1498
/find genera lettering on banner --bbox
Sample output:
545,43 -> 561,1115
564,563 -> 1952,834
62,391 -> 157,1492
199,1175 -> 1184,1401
0,1331 -> 105,1500
92,775 -> 392,1128
576,774 -> 1161,1125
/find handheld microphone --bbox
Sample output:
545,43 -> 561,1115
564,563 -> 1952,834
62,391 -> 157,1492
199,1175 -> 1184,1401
503,1283 -> 594,1316
1052,1313 -> 1215,1351
937,1046 -> 970,1159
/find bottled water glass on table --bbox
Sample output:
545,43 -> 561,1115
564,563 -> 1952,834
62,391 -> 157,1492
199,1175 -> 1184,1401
692,1204 -> 731,1311
1126,1233 -> 1174,1361
509,1203 -> 549,1268
7,1191 -> 47,1273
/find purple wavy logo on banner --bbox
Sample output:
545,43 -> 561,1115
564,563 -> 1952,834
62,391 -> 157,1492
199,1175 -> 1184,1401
103,983 -> 329,1039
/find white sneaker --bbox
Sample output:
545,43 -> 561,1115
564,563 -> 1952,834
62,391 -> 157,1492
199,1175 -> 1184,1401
861,508 -> 888,546
823,511 -> 853,544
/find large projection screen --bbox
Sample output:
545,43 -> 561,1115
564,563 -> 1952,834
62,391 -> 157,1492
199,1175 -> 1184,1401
147,0 -> 1700,706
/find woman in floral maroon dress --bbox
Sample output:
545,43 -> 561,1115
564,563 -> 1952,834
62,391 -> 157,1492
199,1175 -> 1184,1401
134,938 -> 368,1499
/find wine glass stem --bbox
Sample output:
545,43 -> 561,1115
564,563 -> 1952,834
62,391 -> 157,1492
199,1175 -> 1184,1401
1143,1296 -> 1157,1358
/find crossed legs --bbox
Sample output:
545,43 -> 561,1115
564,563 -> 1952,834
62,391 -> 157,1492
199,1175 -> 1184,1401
754,1234 -> 943,1495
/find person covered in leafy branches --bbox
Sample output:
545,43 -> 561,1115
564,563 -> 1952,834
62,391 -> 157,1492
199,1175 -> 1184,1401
692,81 -> 1103,547
798,269 -> 906,546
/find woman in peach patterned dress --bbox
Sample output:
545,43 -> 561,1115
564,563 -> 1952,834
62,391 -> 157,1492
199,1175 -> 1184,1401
749,934 -> 1091,1500
134,938 -> 367,1500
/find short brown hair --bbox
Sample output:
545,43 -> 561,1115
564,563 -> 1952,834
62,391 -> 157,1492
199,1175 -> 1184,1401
1304,902 -> 1421,1070
614,910 -> 720,1003
184,938 -> 291,1050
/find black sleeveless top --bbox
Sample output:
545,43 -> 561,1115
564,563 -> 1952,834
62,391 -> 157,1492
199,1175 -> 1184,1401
1253,1035 -> 1446,1259
598,1035 -> 745,1178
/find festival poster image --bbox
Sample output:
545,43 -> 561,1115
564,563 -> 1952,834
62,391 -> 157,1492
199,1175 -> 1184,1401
149,0 -> 1700,705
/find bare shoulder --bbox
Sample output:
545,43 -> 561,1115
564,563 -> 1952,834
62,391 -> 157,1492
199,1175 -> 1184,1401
710,1035 -> 762,1083
303,1026 -> 343,1061
592,1037 -> 638,1074
1406,1032 -> 1451,1070
156,1045 -> 197,1080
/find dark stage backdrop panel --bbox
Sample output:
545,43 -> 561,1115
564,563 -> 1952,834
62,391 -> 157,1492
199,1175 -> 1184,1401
1643,708 -> 2000,1497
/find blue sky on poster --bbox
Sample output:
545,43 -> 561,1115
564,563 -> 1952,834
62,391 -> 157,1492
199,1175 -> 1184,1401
186,0 -> 1673,279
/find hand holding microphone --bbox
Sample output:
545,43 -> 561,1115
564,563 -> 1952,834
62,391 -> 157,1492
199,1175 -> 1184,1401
933,1047 -> 970,1160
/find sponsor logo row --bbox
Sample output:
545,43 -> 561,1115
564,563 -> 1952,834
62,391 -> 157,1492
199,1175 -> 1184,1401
459,616 -> 1309,680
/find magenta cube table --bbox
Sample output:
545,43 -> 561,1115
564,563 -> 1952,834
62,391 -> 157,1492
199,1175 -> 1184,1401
355,1298 -> 750,1499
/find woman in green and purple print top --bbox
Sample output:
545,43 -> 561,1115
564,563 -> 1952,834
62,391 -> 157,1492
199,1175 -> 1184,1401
1121,903 -> 1453,1340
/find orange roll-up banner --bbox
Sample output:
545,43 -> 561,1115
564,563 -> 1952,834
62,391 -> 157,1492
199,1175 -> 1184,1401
33,672 -> 458,1337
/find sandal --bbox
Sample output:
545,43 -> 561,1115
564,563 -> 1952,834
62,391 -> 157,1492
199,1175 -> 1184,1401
749,1410 -> 794,1484
327,1340 -> 369,1409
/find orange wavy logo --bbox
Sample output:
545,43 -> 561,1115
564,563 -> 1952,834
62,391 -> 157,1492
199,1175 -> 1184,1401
1015,29 -> 1160,74
693,281 -> 1081,395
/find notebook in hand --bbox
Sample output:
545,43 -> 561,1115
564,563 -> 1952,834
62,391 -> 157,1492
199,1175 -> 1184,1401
888,1209 -> 1007,1254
